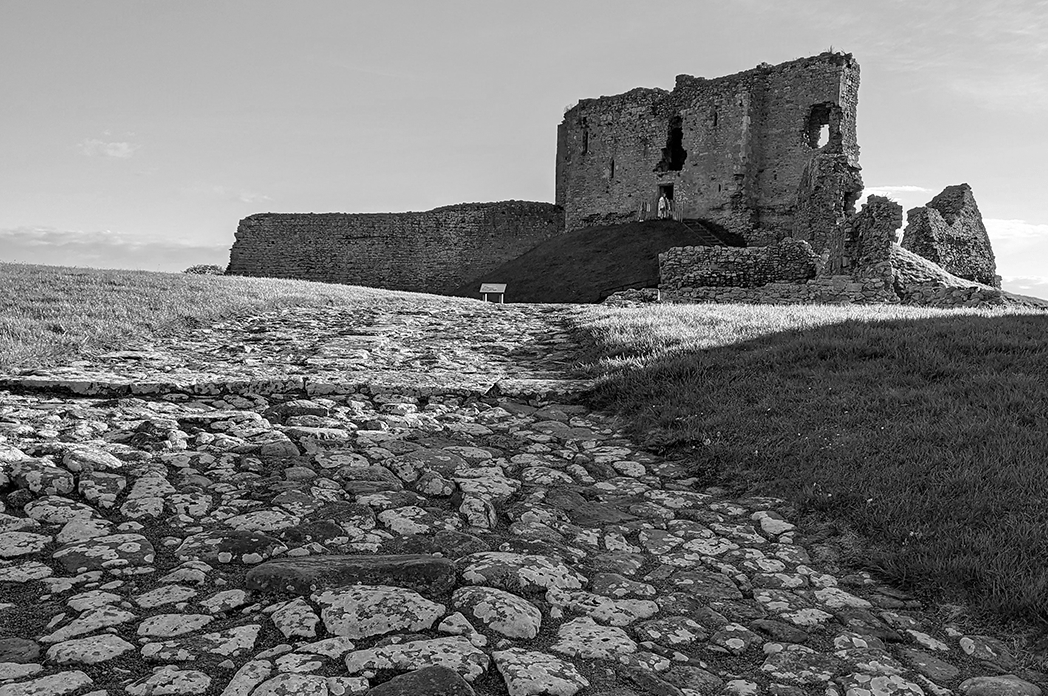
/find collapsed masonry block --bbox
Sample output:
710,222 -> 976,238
890,245 -> 1003,307
901,184 -> 999,288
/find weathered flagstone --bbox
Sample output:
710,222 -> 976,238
959,676 -> 1043,696
38,605 -> 137,643
0,637 -> 41,663
0,531 -> 51,558
219,659 -> 273,696
459,552 -> 587,593
45,634 -> 136,664
137,613 -> 214,637
245,554 -> 457,596
125,665 -> 211,696
0,300 -> 1038,696
837,672 -> 926,696
550,617 -> 638,659
135,584 -> 198,608
366,665 -> 476,696
761,643 -> 845,685
250,673 -> 330,696
175,529 -> 288,564
493,648 -> 589,696
0,670 -> 93,696
0,663 -> 42,681
546,587 -> 659,626
345,636 -> 489,682
24,496 -> 99,525
453,586 -> 542,639
51,533 -> 155,573
313,585 -> 444,639
271,598 -> 320,639
140,624 -> 261,661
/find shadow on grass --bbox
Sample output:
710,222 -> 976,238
581,310 -> 1048,628
452,219 -> 709,303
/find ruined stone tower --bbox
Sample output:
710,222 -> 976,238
555,52 -> 863,254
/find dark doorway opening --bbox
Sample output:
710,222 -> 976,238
656,183 -> 675,219
654,115 -> 687,171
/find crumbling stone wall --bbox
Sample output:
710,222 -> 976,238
556,52 -> 862,251
227,201 -> 563,294
660,239 -> 817,290
660,194 -> 1003,308
901,184 -> 999,287
891,245 -> 1004,306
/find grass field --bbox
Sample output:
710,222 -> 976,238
0,263 -> 474,372
573,302 -> 1048,631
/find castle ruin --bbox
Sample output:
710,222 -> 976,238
228,52 -> 1006,308
556,52 -> 862,257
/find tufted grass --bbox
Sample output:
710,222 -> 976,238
573,302 -> 1048,632
0,262 -> 477,372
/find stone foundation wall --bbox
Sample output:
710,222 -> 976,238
662,261 -> 897,305
227,201 -> 563,294
661,248 -> 1005,308
659,239 -> 817,289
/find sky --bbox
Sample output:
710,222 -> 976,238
1,0 -> 1047,299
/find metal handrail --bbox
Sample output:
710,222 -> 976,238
639,198 -> 686,222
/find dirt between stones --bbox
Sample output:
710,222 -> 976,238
0,301 -> 1043,696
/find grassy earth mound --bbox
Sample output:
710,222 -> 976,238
453,219 -> 729,304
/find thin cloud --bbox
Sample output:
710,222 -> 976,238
948,73 -> 1048,112
984,219 -> 1048,240
785,0 -> 1048,111
864,185 -> 932,196
0,226 -> 229,273
78,139 -> 140,159
855,185 -> 932,211
1000,276 -> 1048,301
218,188 -> 271,204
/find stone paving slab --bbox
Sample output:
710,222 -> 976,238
0,299 -> 1044,696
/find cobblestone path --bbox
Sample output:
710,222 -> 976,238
0,301 -> 1041,696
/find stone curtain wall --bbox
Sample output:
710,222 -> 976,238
227,202 -> 564,294
556,52 -> 862,250
901,184 -> 999,287
659,239 -> 817,289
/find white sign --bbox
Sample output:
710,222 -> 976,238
479,283 -> 507,293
